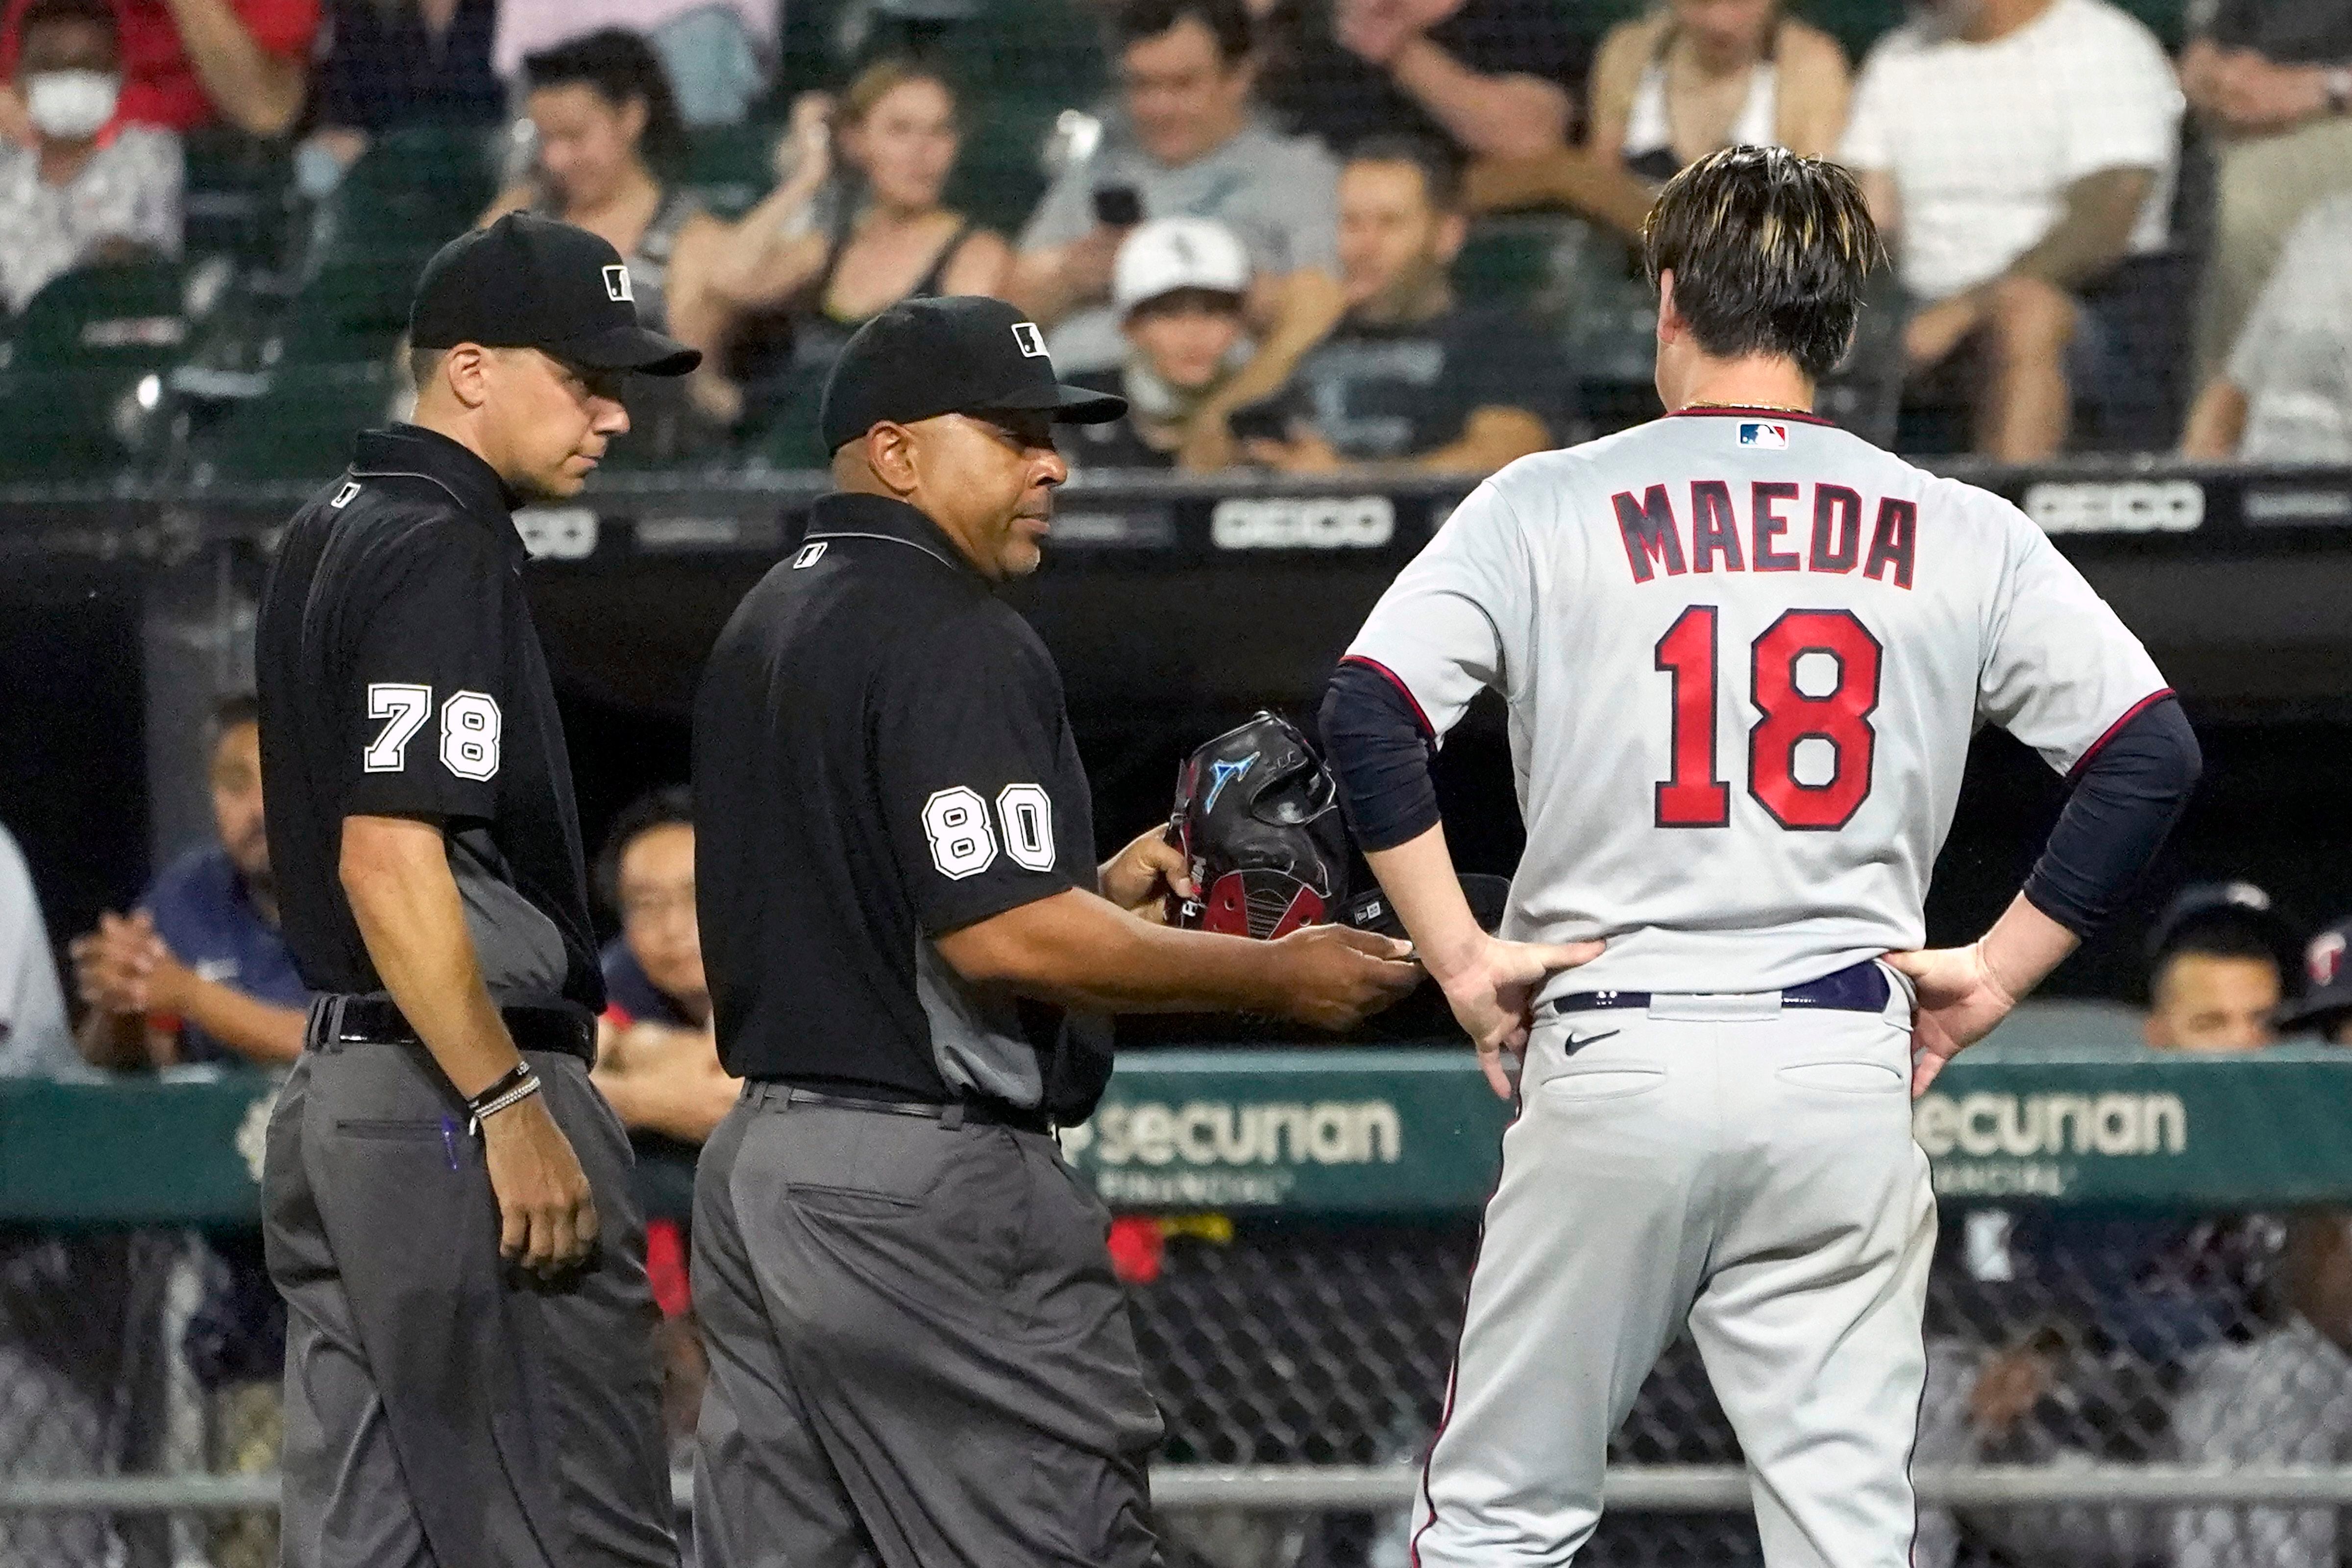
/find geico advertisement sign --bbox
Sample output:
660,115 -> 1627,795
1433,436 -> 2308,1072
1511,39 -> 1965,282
1912,1090 -> 2186,1159
2022,480 -> 2204,536
1062,1099 -> 1403,1167
1211,495 -> 1395,550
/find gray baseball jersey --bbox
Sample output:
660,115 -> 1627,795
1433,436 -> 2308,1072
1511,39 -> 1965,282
1364,410 -> 2173,1568
1347,408 -> 2167,1000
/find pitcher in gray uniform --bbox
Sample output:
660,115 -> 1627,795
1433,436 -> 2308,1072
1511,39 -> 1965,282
1321,147 -> 2204,1567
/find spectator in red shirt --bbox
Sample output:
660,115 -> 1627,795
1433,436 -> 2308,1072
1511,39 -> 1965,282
0,0 -> 315,142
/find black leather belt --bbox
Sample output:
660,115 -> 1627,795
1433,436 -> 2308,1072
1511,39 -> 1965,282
306,995 -> 595,1063
1549,958 -> 1892,1017
744,1081 -> 1053,1135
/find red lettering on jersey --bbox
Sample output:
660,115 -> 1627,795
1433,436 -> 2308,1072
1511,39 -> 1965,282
1690,481 -> 1744,573
1614,486 -> 1687,583
1864,497 -> 1917,589
1811,485 -> 1863,573
1751,482 -> 1801,571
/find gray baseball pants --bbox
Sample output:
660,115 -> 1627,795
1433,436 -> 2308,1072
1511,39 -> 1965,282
263,1038 -> 676,1568
690,1085 -> 1166,1568
1408,974 -> 1936,1567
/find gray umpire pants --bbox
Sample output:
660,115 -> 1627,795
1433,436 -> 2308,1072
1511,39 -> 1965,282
691,1085 -> 1166,1568
263,1037 -> 676,1568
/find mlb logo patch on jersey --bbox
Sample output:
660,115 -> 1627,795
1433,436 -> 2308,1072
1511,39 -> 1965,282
1739,422 -> 1788,449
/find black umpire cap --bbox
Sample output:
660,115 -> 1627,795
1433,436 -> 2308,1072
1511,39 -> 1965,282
411,212 -> 702,376
819,295 -> 1125,453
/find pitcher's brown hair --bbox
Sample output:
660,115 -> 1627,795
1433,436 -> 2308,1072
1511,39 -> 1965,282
1642,145 -> 1885,382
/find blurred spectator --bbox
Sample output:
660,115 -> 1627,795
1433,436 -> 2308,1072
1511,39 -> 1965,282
2179,0 -> 2352,388
482,29 -> 729,449
588,788 -> 735,1454
2167,906 -> 2352,1568
1466,0 -> 1849,239
2140,880 -> 2286,1050
1250,0 -> 1573,163
1011,0 -> 1344,466
67,693 -> 298,1568
0,0 -> 315,140
1915,882 -> 2301,1568
69,692 -> 305,1071
697,60 -> 1011,432
0,817 -> 129,1568
1840,0 -> 2182,461
2179,192 -> 2352,463
2279,916 -> 2352,1044
0,819 -> 74,1079
493,0 -> 773,127
1065,216 -> 1259,467
301,0 -> 500,181
1243,137 -> 1558,474
0,0 -> 179,315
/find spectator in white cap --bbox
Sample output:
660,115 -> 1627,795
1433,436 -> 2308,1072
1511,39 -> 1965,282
1064,217 -> 1261,469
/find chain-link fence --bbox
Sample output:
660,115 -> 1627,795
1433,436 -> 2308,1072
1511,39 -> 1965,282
11,1208 -> 2352,1568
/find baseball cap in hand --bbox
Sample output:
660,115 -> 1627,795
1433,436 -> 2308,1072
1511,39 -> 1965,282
410,212 -> 701,376
819,295 -> 1125,454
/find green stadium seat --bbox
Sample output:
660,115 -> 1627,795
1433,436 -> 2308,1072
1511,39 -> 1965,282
188,361 -> 399,486
266,258 -> 429,365
181,130 -> 298,269
1452,213 -> 1588,318
6,262 -> 188,368
0,263 -> 190,481
682,122 -> 784,220
945,96 -> 1066,237
310,126 -> 500,262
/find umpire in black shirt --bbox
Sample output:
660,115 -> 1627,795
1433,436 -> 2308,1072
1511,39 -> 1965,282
254,214 -> 695,1568
690,295 -> 1420,1568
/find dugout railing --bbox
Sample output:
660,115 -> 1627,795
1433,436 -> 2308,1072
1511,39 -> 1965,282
8,1032 -> 2352,1568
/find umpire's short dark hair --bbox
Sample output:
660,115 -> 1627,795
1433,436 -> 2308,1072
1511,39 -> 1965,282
595,785 -> 693,916
1642,146 -> 1884,384
1116,0 -> 1252,64
1345,135 -> 1464,214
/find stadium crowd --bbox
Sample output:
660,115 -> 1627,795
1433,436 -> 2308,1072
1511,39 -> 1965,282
0,0 -> 2350,474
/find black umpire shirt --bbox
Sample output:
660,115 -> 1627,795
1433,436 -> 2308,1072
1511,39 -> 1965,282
255,424 -> 605,1025
693,492 -> 1113,1122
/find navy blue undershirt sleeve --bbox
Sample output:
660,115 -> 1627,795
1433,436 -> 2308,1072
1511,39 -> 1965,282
1322,657 -> 1443,852
2021,695 -> 2202,938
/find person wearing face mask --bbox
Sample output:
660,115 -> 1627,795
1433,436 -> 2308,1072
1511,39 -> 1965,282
1065,216 -> 1259,467
0,0 -> 180,316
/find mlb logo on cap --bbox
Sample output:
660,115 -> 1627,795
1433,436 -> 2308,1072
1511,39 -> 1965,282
1740,422 -> 1788,448
602,265 -> 632,303
1010,321 -> 1049,358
